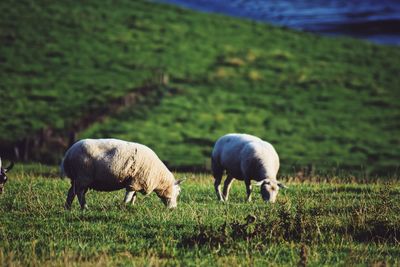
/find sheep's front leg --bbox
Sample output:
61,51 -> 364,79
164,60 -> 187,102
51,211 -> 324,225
130,192 -> 137,205
245,179 -> 252,202
77,187 -> 88,210
65,183 -> 76,210
222,175 -> 234,201
124,190 -> 137,205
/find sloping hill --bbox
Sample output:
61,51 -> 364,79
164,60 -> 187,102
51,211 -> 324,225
1,0 -> 399,175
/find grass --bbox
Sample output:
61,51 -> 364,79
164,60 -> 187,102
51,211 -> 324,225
1,165 -> 400,266
1,0 -> 399,175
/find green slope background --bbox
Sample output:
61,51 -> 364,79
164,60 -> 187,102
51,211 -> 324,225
1,0 -> 399,175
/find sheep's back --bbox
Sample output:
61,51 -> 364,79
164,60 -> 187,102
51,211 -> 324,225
213,134 -> 260,178
63,139 -> 173,192
240,141 -> 279,180
212,134 -> 279,180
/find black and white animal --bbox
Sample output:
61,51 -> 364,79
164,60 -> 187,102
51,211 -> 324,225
0,157 -> 14,194
211,133 -> 286,202
61,139 -> 183,210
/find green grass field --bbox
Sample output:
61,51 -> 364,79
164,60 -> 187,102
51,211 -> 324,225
1,166 -> 399,266
1,0 -> 399,175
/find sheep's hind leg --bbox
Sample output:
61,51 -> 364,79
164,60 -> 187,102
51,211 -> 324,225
77,187 -> 89,210
245,178 -> 252,202
64,181 -> 76,210
222,175 -> 234,201
214,175 -> 224,202
212,160 -> 224,202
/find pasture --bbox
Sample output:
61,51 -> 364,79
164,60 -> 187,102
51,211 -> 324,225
1,165 -> 399,266
1,0 -> 400,175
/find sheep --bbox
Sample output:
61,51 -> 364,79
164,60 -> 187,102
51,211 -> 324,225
211,133 -> 286,203
61,138 -> 183,210
0,157 -> 14,194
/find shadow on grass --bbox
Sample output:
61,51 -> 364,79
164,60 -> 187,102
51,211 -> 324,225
179,208 -> 400,249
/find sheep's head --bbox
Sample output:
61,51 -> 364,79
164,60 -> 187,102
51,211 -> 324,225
163,179 -> 184,209
0,158 -> 14,194
256,178 -> 287,203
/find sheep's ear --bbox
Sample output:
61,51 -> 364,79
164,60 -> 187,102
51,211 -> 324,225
278,182 -> 288,189
175,178 -> 186,185
4,162 -> 14,172
254,179 -> 267,186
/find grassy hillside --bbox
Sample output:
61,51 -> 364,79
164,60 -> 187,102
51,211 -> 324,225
0,0 -> 167,143
1,167 -> 400,265
1,0 -> 400,175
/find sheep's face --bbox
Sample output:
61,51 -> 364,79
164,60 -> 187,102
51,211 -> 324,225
167,183 -> 181,209
0,161 -> 14,194
260,179 -> 286,203
163,179 -> 184,209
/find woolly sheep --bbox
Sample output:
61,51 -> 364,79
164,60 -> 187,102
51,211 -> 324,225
211,133 -> 286,202
61,139 -> 183,210
0,157 -> 14,194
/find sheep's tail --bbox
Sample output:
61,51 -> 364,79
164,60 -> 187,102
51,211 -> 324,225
60,157 -> 72,179
60,158 -> 66,179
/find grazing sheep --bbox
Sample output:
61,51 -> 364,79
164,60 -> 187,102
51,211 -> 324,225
61,139 -> 183,210
211,133 -> 286,202
0,157 -> 14,194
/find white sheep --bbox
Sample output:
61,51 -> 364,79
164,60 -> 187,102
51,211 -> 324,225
211,133 -> 286,202
61,138 -> 183,210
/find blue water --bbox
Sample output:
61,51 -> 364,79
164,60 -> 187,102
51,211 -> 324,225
158,0 -> 400,45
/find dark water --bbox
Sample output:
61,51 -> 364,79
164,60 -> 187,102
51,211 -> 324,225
158,0 -> 400,45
